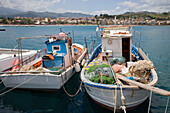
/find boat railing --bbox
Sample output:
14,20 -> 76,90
131,29 -> 148,56
1,64 -> 72,75
84,32 -> 100,56
2,52 -> 40,72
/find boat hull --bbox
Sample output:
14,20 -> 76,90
81,69 -> 151,110
84,82 -> 149,110
1,66 -> 75,90
0,49 -> 39,71
80,44 -> 158,110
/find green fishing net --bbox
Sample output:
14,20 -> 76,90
84,59 -> 116,84
49,67 -> 66,75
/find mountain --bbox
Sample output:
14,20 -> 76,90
122,11 -> 170,20
0,7 -> 23,15
123,11 -> 156,15
0,11 -> 93,18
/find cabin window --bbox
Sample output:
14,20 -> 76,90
52,45 -> 60,51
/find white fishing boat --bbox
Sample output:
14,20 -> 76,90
81,26 -> 161,111
0,48 -> 40,72
1,32 -> 87,90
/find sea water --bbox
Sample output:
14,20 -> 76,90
0,25 -> 169,113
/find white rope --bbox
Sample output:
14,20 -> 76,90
114,86 -> 117,113
165,96 -> 169,113
0,74 -> 39,96
62,81 -> 82,98
0,74 -> 9,84
148,90 -> 153,113
120,106 -> 126,113
120,85 -> 126,113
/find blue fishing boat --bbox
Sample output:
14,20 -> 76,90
1,32 -> 87,90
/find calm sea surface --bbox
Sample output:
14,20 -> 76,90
0,25 -> 169,113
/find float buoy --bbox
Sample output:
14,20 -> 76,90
75,63 -> 80,72
11,59 -> 20,71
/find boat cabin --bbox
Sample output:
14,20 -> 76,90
101,26 -> 132,62
42,32 -> 72,68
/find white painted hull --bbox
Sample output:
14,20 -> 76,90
1,66 -> 75,90
84,83 -> 149,110
81,68 -> 158,110
0,49 -> 39,71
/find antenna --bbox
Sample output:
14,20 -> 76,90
60,27 -> 62,32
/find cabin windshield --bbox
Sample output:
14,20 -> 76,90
49,35 -> 68,41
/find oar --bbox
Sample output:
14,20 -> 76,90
118,75 -> 170,96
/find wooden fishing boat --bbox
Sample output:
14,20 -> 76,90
1,32 -> 87,90
0,48 -> 40,72
80,26 -> 159,111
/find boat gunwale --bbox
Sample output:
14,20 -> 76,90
81,44 -> 158,90
1,65 -> 75,77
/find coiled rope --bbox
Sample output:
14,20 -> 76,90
0,74 -> 39,96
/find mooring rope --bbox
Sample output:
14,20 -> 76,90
62,81 -> 82,98
165,96 -> 169,113
120,85 -> 126,113
63,81 -> 82,98
0,74 -> 39,96
114,85 -> 117,113
148,90 -> 153,113
0,74 -> 9,84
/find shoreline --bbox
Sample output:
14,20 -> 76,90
0,24 -> 170,27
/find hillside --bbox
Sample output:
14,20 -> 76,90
0,11 -> 93,18
122,11 -> 170,20
98,11 -> 170,20
0,7 -> 23,15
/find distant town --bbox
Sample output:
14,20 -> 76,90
0,12 -> 170,26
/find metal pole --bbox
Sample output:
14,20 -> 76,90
84,37 -> 87,48
96,31 -> 98,46
84,37 -> 89,59
91,33 -> 94,51
138,32 -> 141,55
72,30 -> 75,43
68,37 -> 73,65
17,40 -> 20,68
133,30 -> 135,45
20,39 -> 23,66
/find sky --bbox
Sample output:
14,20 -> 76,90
1,0 -> 170,15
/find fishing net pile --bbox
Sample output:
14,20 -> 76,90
19,65 -> 49,74
19,65 -> 36,71
83,59 -> 116,84
126,60 -> 154,83
109,56 -> 126,73
49,67 -> 66,75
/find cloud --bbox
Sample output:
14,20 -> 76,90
63,0 -> 66,4
90,0 -> 170,15
0,0 -> 62,12
82,0 -> 88,2
141,0 -> 170,6
0,0 -> 169,15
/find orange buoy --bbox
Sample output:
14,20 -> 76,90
73,46 -> 82,53
33,60 -> 42,68
45,47 -> 47,53
11,59 -> 20,71
44,54 -> 54,60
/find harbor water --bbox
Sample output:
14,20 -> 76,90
0,25 -> 169,113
